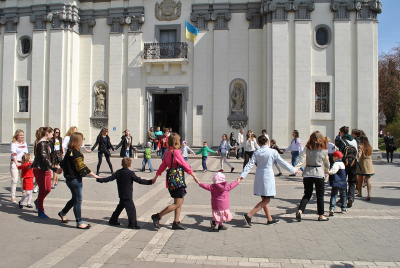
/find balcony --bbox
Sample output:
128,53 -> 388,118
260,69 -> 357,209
143,42 -> 189,74
144,42 -> 188,59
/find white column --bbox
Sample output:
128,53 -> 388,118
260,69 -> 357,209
265,23 -> 273,135
334,21 -> 352,134
30,31 -> 47,141
127,32 -> 142,144
192,31 -> 208,146
1,33 -> 16,142
69,32 -> 80,128
356,21 -> 378,149
48,30 -> 65,129
271,21 -> 289,146
294,21 -> 312,138
108,33 -> 124,142
78,35 -> 93,140
212,30 -> 228,146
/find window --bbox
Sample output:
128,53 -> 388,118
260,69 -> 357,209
315,83 -> 329,113
18,86 -> 29,112
314,25 -> 332,49
18,36 -> 32,57
160,30 -> 177,43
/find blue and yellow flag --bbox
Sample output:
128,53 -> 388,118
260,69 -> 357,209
185,20 -> 199,42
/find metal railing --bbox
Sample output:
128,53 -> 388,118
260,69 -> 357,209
143,42 -> 188,60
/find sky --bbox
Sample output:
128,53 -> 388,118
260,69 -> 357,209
378,0 -> 400,54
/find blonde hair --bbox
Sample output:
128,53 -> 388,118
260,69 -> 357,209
21,153 -> 31,165
12,129 -> 24,143
68,132 -> 84,151
305,131 -> 328,150
65,126 -> 77,137
167,133 -> 181,150
122,157 -> 132,168
360,135 -> 373,156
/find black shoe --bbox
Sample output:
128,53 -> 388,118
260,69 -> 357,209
18,201 -> 23,209
243,214 -> 252,227
267,219 -> 280,225
151,213 -> 161,229
26,204 -> 33,208
127,225 -> 140,229
347,199 -> 353,208
230,167 -> 235,173
210,220 -> 217,231
108,221 -> 121,226
218,225 -> 228,230
172,221 -> 186,230
318,217 -> 329,222
296,211 -> 302,222
289,174 -> 296,177
276,173 -> 282,177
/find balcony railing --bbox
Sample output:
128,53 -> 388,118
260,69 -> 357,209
143,42 -> 188,60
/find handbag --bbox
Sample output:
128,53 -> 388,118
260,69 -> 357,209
392,145 -> 397,151
166,152 -> 186,190
104,149 -> 111,157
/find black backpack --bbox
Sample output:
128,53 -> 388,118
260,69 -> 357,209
341,139 -> 358,168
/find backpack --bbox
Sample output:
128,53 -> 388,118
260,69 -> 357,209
341,139 -> 358,168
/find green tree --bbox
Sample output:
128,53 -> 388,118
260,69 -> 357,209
379,44 -> 400,124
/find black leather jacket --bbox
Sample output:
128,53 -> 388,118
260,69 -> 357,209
91,136 -> 114,153
32,140 -> 58,172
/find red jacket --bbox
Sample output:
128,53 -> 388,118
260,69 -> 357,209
157,135 -> 169,149
17,162 -> 34,190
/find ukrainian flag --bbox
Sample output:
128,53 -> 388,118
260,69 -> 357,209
185,20 -> 199,42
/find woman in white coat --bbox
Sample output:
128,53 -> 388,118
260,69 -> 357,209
239,135 -> 298,227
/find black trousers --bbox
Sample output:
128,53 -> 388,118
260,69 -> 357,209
298,177 -> 325,215
386,149 -> 393,162
97,152 -> 113,174
345,166 -> 357,202
109,199 -> 137,226
243,151 -> 254,168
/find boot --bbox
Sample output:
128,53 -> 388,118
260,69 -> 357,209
151,213 -> 161,229
172,221 -> 186,230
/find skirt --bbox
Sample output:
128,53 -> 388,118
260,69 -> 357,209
168,188 -> 187,199
212,209 -> 233,223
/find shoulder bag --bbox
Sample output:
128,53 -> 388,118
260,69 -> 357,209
166,152 -> 186,190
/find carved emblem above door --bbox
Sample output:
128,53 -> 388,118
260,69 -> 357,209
155,0 -> 182,21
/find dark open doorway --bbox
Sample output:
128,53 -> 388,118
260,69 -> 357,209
153,94 -> 182,135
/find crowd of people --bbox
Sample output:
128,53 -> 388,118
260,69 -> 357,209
8,124 -> 384,230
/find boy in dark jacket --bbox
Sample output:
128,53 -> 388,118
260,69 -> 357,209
327,151 -> 347,216
96,157 -> 155,228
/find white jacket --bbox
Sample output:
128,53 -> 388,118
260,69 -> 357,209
285,138 -> 303,152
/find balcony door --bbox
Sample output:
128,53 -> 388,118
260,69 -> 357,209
160,30 -> 177,43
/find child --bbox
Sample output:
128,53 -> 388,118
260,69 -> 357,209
181,141 -> 195,161
137,142 -> 154,172
17,153 -> 34,208
328,151 -> 347,216
270,140 -> 283,176
196,142 -> 217,172
194,172 -> 240,231
217,134 -> 236,173
157,129 -> 169,160
96,157 -> 154,228
239,135 -> 297,226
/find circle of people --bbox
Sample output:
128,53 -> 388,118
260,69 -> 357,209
9,125 -> 378,230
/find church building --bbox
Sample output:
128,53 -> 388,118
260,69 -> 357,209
0,0 -> 382,149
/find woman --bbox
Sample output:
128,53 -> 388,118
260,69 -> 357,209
228,132 -> 237,159
50,128 -> 64,189
32,127 -> 62,218
91,128 -> 115,175
151,133 -> 198,230
115,129 -> 136,158
384,131 -> 395,163
63,126 -> 91,153
295,131 -> 330,222
356,136 -> 375,201
59,132 -> 100,229
10,129 -> 29,203
33,127 -> 44,193
283,130 -> 304,176
238,130 -> 260,167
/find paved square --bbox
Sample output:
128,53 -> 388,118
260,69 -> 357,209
0,153 -> 399,268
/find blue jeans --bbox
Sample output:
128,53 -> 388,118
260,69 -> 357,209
61,178 -> 83,226
161,147 -> 168,160
184,157 -> 188,161
125,150 -> 130,157
202,156 -> 208,170
291,151 -> 304,171
142,158 -> 153,172
330,186 -> 347,211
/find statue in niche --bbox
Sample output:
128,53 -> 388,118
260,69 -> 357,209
94,85 -> 106,112
231,83 -> 245,114
155,0 -> 182,21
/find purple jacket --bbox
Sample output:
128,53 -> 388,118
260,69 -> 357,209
199,181 -> 239,211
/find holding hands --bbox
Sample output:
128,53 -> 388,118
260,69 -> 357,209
193,176 -> 200,184
237,177 -> 243,183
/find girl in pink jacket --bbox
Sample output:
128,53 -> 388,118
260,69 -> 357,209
195,172 -> 241,231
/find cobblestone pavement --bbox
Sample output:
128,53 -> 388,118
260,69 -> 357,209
0,152 -> 399,268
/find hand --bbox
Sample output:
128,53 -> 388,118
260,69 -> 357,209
113,149 -> 115,152
56,168 -> 63,174
135,148 -> 138,151
93,174 -> 101,179
193,176 -> 200,184
156,148 -> 159,151
152,175 -> 158,182
282,150 -> 285,153
295,169 -> 299,174
87,149 -> 92,153
237,177 -> 243,182
192,153 -> 195,155
152,178 -> 157,184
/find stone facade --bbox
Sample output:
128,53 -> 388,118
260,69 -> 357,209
0,0 -> 381,149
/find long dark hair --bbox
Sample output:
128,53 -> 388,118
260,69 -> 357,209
293,130 -> 299,143
98,128 -> 111,142
52,128 -> 63,145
